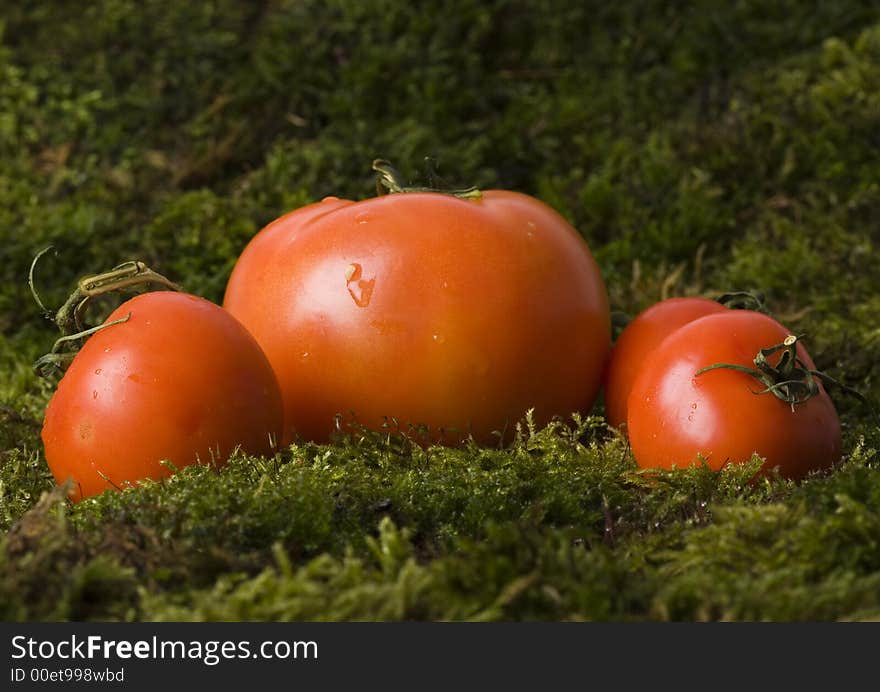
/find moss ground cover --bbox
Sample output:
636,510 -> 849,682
2,0 -> 880,621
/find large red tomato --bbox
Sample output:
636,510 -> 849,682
603,297 -> 727,429
223,185 -> 610,445
626,310 -> 841,480
42,291 -> 284,501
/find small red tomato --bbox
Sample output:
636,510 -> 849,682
603,297 -> 727,429
41,292 -> 284,501
224,175 -> 610,445
626,310 -> 841,480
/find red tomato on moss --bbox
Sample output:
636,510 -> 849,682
603,297 -> 727,429
223,189 -> 610,445
42,292 -> 284,501
626,310 -> 841,480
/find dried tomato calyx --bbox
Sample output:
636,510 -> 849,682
29,249 -> 182,378
372,158 -> 481,199
714,290 -> 768,313
33,313 -> 132,378
694,334 -> 848,411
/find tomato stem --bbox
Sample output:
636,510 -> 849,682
34,313 -> 132,378
372,158 -> 482,199
29,246 -> 57,319
714,290 -> 768,313
696,334 -> 823,410
55,260 -> 181,337
30,254 -> 182,378
695,333 -> 871,414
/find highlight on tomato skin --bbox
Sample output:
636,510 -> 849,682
40,291 -> 284,502
602,297 -> 727,430
625,310 -> 842,481
223,182 -> 612,446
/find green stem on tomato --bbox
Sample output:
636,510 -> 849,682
59,260 -> 181,336
29,246 -> 56,319
30,252 -> 182,378
714,290 -> 768,313
34,313 -> 132,378
697,333 -> 878,421
372,158 -> 482,199
696,334 -> 827,411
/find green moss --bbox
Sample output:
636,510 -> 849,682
652,449 -> 880,621
3,0 -> 880,621
0,487 -> 138,621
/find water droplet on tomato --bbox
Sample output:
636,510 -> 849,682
432,334 -> 445,344
92,390 -> 98,399
94,368 -> 102,375
355,211 -> 372,225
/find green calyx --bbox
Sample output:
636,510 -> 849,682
30,248 -> 182,378
695,334 -> 861,411
714,290 -> 768,313
372,158 -> 481,199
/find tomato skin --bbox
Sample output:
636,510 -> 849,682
223,191 -> 611,445
41,291 -> 284,501
603,297 -> 727,429
626,310 -> 841,480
